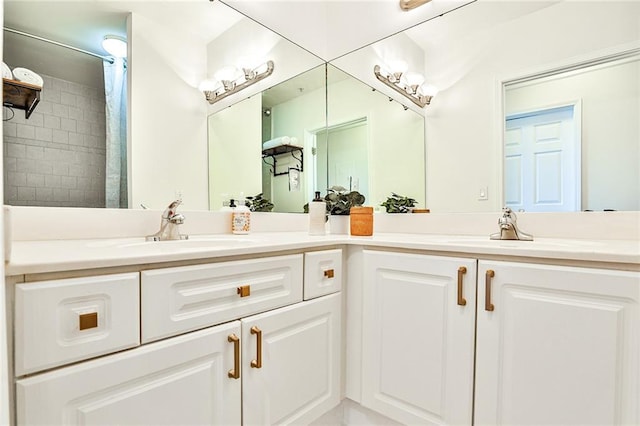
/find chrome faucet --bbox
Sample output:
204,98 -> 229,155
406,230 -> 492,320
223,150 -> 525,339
490,207 -> 533,241
146,199 -> 189,241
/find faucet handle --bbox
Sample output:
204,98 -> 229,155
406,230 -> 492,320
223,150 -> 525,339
502,207 -> 517,220
163,199 -> 183,220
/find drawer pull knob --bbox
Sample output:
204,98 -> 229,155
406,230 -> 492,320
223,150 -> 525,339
227,334 -> 240,379
237,285 -> 251,297
457,266 -> 467,306
324,269 -> 335,279
251,326 -> 262,369
79,312 -> 98,331
485,269 -> 495,312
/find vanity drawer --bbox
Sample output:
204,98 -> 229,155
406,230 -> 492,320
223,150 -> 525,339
15,273 -> 140,376
304,249 -> 342,300
141,254 -> 303,343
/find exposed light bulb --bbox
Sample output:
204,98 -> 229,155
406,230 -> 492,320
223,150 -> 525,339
198,79 -> 220,92
102,35 -> 127,58
388,60 -> 408,75
419,84 -> 439,97
214,66 -> 240,83
404,72 -> 425,87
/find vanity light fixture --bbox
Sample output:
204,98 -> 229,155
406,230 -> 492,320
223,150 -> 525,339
102,35 -> 127,58
200,60 -> 275,105
399,0 -> 433,11
373,64 -> 438,108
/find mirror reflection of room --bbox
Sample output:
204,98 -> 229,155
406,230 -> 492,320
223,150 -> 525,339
503,54 -> 639,212
3,18 -> 128,209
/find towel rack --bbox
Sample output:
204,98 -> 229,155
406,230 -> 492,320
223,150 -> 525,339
262,144 -> 303,176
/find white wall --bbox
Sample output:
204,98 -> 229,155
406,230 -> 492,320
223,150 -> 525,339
424,1 -> 640,213
208,96 -> 262,210
0,2 -> 10,423
129,12 -> 209,211
506,59 -> 639,211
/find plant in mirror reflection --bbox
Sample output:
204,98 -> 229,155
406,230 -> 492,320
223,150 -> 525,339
380,192 -> 417,213
325,186 -> 365,215
245,193 -> 274,212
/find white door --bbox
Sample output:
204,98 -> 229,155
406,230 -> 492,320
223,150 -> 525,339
505,105 -> 580,212
16,322 -> 242,426
361,251 -> 477,425
476,261 -> 640,425
242,293 -> 341,426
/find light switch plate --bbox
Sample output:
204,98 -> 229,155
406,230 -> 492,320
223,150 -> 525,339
478,186 -> 488,200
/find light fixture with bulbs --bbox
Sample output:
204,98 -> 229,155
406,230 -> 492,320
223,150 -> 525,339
373,64 -> 438,108
200,60 -> 275,105
102,35 -> 127,58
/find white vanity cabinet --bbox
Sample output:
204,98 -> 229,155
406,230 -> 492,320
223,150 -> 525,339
13,251 -> 342,426
359,251 -> 639,426
475,260 -> 640,425
360,250 -> 478,425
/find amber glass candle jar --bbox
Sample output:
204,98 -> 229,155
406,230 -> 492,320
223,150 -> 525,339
350,206 -> 373,236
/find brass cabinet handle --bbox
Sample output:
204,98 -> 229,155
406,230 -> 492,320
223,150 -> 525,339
227,334 -> 240,379
485,269 -> 495,312
79,312 -> 98,330
250,326 -> 262,368
237,285 -> 251,297
457,266 -> 467,306
323,269 -> 335,279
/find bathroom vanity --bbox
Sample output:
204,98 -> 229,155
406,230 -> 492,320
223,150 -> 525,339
4,211 -> 639,426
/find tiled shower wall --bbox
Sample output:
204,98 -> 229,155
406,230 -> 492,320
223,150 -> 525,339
3,73 -> 106,207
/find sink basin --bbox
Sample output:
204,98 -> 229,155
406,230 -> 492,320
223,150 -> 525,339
421,235 -> 605,249
86,235 -> 259,250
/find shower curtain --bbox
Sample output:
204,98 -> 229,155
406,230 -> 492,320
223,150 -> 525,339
103,56 -> 128,208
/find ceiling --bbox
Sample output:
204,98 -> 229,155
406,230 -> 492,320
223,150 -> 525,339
2,0 -> 562,92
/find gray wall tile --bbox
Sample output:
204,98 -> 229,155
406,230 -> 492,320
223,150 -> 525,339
4,73 -> 107,208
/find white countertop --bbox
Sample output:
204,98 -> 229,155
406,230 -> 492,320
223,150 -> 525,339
6,232 -> 640,276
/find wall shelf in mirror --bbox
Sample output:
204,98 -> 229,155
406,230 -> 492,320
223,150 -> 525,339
3,78 -> 41,119
262,145 -> 304,176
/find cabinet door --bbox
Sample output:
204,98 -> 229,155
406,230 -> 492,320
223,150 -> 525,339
242,293 -> 341,425
361,251 -> 477,425
17,322 -> 242,426
476,261 -> 640,425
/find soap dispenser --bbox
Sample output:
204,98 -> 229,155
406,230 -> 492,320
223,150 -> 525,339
232,199 -> 251,235
308,191 -> 326,236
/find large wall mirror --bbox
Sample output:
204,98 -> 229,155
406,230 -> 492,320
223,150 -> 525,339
503,52 -> 639,212
5,1 -> 638,214
207,64 -> 426,213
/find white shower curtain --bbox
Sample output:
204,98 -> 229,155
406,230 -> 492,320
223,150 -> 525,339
103,56 -> 128,208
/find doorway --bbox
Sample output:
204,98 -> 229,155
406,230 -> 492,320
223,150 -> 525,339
315,118 -> 369,198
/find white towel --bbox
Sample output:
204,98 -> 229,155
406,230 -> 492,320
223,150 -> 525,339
263,136 -> 301,149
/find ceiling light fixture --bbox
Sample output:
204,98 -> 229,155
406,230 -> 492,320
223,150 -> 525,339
399,0 -> 433,11
200,60 -> 275,105
102,35 -> 127,58
373,64 -> 438,108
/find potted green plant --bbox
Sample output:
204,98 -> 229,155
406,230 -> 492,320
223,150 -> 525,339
244,193 -> 274,212
380,192 -> 417,213
324,186 -> 365,215
324,186 -> 365,233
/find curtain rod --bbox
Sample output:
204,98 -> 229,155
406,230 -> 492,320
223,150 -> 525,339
3,27 -> 115,64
